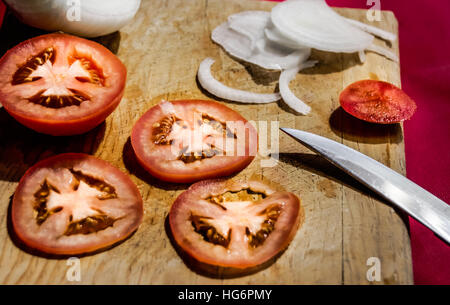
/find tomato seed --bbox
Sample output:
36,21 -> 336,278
12,47 -> 54,85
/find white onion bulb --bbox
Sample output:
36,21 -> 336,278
4,0 -> 141,37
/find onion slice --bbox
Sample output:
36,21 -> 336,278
212,11 -> 311,70
197,58 -> 281,103
227,11 -> 268,49
343,18 -> 397,43
271,0 -> 374,53
279,60 -> 318,115
264,20 -> 308,50
366,44 -> 399,62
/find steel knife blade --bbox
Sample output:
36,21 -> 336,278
280,128 -> 450,244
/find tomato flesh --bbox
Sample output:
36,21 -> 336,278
12,153 -> 143,255
131,100 -> 257,183
169,178 -> 302,269
0,33 -> 126,135
339,80 -> 417,124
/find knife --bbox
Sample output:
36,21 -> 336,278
280,128 -> 450,244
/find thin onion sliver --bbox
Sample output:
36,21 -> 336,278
366,44 -> 399,62
279,60 -> 317,115
344,18 -> 397,43
358,50 -> 366,63
197,58 -> 281,103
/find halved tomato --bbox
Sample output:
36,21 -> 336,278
339,80 -> 417,124
0,33 -> 126,135
169,178 -> 302,270
11,153 -> 143,255
131,99 -> 258,183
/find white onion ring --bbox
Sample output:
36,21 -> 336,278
344,18 -> 397,43
279,60 -> 317,115
212,11 -> 311,70
366,44 -> 399,62
270,0 -> 374,53
264,22 -> 307,50
197,58 -> 281,103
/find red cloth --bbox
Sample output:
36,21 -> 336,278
0,0 -> 448,284
269,0 -> 450,284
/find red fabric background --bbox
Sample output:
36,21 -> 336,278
268,0 -> 450,284
0,1 -> 4,27
0,0 -> 448,284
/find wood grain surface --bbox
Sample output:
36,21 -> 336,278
0,0 -> 412,284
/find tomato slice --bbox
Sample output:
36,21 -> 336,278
131,100 -> 257,183
169,178 -> 302,270
339,80 -> 417,124
11,153 -> 143,255
0,33 -> 126,135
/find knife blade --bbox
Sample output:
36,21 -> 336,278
280,128 -> 450,244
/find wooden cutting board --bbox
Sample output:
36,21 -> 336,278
0,0 -> 412,284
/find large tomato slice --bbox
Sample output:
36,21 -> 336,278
11,153 -> 143,255
131,99 -> 257,183
339,80 -> 417,124
169,178 -> 302,270
0,33 -> 126,135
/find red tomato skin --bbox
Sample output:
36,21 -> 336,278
5,90 -> 124,136
339,80 -> 417,124
169,178 -> 303,270
0,33 -> 127,136
132,149 -> 255,184
11,153 -> 143,255
131,100 -> 257,183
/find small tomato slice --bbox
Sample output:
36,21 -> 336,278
339,80 -> 417,124
131,100 -> 257,183
0,33 -> 126,135
12,153 -> 143,255
169,178 -> 302,270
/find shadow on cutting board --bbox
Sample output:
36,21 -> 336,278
0,108 -> 106,183
329,107 -> 403,144
122,137 -> 190,192
278,152 -> 410,232
212,44 -> 361,86
0,10 -> 121,57
302,49 -> 362,75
